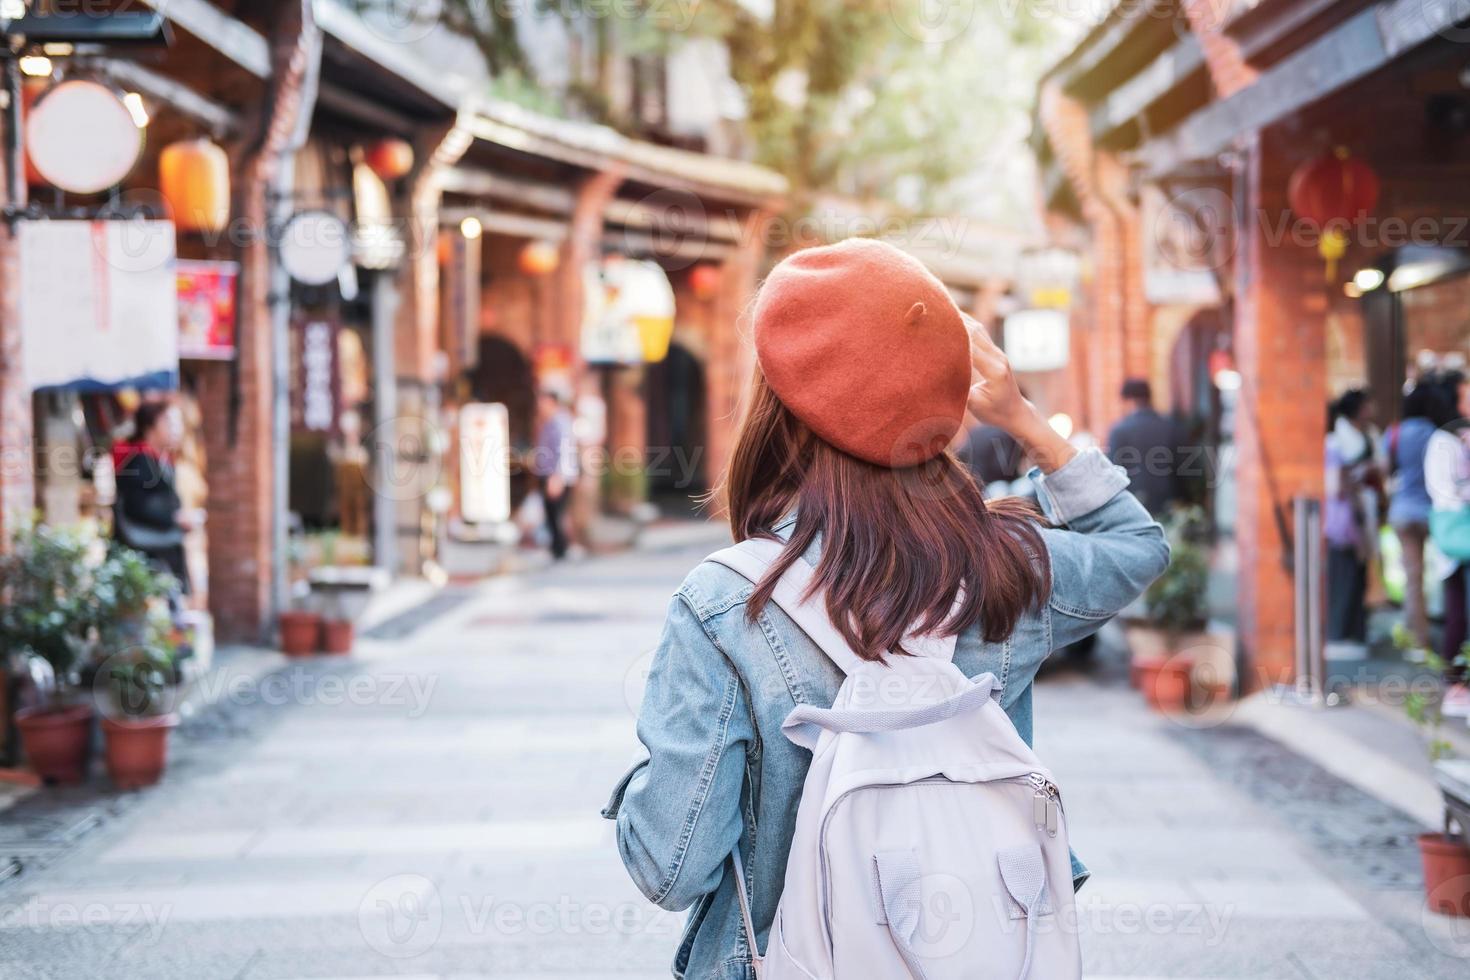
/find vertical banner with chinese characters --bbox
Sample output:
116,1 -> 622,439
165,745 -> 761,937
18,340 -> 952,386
290,316 -> 340,434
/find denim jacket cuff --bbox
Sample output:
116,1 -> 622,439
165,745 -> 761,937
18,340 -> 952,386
1028,448 -> 1130,525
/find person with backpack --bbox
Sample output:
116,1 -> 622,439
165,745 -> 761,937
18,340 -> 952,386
603,239 -> 1169,980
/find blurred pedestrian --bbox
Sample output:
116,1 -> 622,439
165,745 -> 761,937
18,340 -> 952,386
113,399 -> 199,593
1325,389 -> 1380,650
606,240 -> 1168,978
1426,370 -> 1470,715
1107,378 -> 1187,515
956,415 -> 1024,497
532,385 -> 578,561
1383,383 -> 1439,649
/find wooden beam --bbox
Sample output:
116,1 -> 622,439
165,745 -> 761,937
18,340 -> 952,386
439,167 -> 576,215
136,0 -> 270,79
96,58 -> 241,136
1141,7 -> 1387,175
604,196 -> 744,243
316,81 -> 417,133
312,0 -> 461,110
1090,35 -> 1205,136
1140,0 -> 1470,175
1058,0 -> 1172,91
440,206 -> 568,242
615,228 -> 734,262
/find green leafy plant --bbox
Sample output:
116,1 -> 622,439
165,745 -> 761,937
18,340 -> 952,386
0,522 -> 101,706
1143,506 -> 1210,635
90,544 -> 175,648
1395,628 -> 1468,763
101,623 -> 177,719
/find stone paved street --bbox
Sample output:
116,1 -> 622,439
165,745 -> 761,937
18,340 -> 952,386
2,526 -> 1468,979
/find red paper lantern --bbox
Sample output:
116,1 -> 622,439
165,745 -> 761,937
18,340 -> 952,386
518,240 -> 560,277
1288,147 -> 1380,227
1288,147 -> 1379,279
364,138 -> 414,181
689,263 -> 721,300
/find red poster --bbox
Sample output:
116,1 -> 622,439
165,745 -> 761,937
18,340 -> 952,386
177,260 -> 239,360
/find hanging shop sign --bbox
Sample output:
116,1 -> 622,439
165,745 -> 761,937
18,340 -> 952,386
26,80 -> 144,194
459,402 -> 512,525
20,220 -> 178,391
582,259 -> 676,366
1142,184 -> 1226,306
290,317 -> 340,433
1015,247 -> 1081,311
177,260 -> 238,361
1002,309 -> 1070,373
280,210 -> 351,286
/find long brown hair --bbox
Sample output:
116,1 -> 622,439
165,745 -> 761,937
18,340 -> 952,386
720,367 -> 1050,660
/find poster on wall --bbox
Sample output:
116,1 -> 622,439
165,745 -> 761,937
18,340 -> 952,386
460,402 -> 511,525
290,317 -> 340,434
20,220 -> 179,391
177,260 -> 239,360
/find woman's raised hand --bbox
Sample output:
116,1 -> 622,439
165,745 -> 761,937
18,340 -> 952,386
964,314 -> 1029,429
962,313 -> 1078,474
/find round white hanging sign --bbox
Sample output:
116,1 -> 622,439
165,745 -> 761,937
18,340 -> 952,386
26,80 -> 143,195
280,210 -> 351,286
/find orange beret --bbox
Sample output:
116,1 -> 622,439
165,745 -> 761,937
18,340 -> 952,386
753,238 -> 971,468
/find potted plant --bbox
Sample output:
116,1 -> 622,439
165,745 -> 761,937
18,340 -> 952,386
279,601 -> 322,657
316,585 -> 354,655
97,631 -> 179,789
91,547 -> 181,789
1401,637 -> 1470,917
0,524 -> 100,784
1126,507 -> 1211,712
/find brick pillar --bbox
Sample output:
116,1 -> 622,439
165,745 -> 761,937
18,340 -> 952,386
707,209 -> 771,484
0,72 -> 33,542
207,0 -> 319,642
558,169 -> 624,355
1181,0 -> 1259,98
1234,129 -> 1327,690
1039,83 -> 1147,435
606,366 -> 648,514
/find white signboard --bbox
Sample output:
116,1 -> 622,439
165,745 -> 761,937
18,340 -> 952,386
460,402 -> 511,524
20,220 -> 179,391
1002,309 -> 1071,373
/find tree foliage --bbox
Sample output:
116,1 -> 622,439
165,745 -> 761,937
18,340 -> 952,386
354,0 -> 1076,220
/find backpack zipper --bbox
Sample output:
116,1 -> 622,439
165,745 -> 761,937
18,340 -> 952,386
1028,773 -> 1062,838
816,772 -> 1062,957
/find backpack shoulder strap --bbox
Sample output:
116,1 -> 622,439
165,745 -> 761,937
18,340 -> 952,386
707,538 -> 866,676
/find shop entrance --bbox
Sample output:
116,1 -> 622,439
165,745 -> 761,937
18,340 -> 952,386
471,335 -> 536,509
645,341 -> 707,505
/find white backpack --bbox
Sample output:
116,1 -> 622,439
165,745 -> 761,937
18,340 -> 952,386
709,539 -> 1081,980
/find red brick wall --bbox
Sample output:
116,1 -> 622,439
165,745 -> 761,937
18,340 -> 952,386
1040,84 -> 1149,437
0,101 -> 33,544
1234,128 -> 1330,689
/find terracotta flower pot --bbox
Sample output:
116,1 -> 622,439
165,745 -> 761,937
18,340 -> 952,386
320,619 -> 354,655
100,714 -> 179,790
1135,654 -> 1194,712
15,703 -> 94,785
1419,833 -> 1470,917
279,610 -> 322,657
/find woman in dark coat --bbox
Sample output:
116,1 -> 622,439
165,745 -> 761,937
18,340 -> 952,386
113,400 -> 195,592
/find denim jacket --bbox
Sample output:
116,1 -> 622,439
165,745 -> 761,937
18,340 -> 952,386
603,449 -> 1169,979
